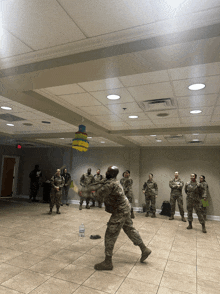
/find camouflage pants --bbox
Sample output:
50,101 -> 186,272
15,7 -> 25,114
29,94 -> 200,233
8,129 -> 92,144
105,212 -> 143,257
29,182 -> 39,199
50,189 -> 62,209
187,198 -> 205,224
201,206 -> 207,219
93,188 -> 104,205
170,195 -> 184,216
62,186 -> 70,204
145,195 -> 156,213
79,193 -> 94,206
125,191 -> 133,204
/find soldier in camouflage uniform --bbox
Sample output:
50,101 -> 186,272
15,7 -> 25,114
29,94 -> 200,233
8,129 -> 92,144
85,166 -> 151,270
79,168 -> 95,210
199,175 -> 209,221
142,173 -> 158,218
49,169 -> 65,215
169,171 -> 186,222
185,173 -> 207,233
91,169 -> 103,208
29,165 -> 42,202
120,170 -> 135,218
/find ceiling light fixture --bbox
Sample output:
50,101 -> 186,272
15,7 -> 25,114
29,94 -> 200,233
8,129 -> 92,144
156,139 -> 162,142
60,138 -> 64,139
7,123 -> 14,126
190,110 -> 202,114
150,135 -> 156,137
42,121 -> 51,124
107,94 -> 120,100
192,139 -> 199,141
101,141 -> 105,143
193,133 -> 199,135
88,137 -> 92,139
188,83 -> 205,91
1,106 -> 12,110
128,115 -> 138,119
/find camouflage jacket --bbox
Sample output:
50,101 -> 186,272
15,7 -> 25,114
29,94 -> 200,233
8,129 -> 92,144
51,175 -> 65,190
87,178 -> 131,214
200,181 -> 209,199
80,173 -> 95,186
143,180 -> 158,196
185,180 -> 205,200
120,178 -> 133,194
94,174 -> 103,182
169,177 -> 184,196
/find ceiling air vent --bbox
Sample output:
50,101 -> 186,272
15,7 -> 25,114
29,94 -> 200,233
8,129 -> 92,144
188,140 -> 203,144
139,98 -> 175,112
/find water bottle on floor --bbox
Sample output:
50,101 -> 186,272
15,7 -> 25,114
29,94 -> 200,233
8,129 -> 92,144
79,223 -> 85,238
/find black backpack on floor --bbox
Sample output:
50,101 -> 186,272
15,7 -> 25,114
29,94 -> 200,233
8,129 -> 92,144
160,201 -> 171,217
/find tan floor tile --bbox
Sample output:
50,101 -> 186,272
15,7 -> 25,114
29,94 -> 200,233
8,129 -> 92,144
113,249 -> 140,263
148,246 -> 170,259
72,254 -> 105,268
83,271 -> 124,294
107,260 -> 135,277
160,272 -> 196,294
197,279 -> 220,294
0,247 -> 22,262
1,269 -> 49,294
197,248 -> 220,259
29,258 -> 69,276
50,249 -> 84,263
127,265 -> 163,286
118,243 -> 143,254
54,264 -> 95,284
135,256 -> 167,271
73,285 -> 106,294
30,277 -> 79,294
66,242 -> 97,253
197,266 -> 220,283
197,256 -> 220,270
148,240 -> 173,250
168,251 -> 196,265
116,277 -> 158,294
170,246 -> 196,256
5,252 -> 44,269
0,286 -> 21,294
8,240 -> 43,253
0,263 -> 24,284
0,237 -> 23,248
28,243 -> 62,257
165,260 -> 196,277
157,286 -> 192,294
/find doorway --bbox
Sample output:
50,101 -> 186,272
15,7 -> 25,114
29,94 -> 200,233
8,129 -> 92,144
0,155 -> 20,197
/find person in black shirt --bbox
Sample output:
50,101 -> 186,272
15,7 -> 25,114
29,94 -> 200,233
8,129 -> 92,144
29,165 -> 42,202
61,169 -> 71,206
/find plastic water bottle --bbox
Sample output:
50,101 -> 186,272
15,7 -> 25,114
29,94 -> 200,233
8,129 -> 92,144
79,223 -> 85,238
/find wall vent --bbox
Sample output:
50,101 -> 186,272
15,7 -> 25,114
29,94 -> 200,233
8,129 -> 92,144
138,98 -> 175,112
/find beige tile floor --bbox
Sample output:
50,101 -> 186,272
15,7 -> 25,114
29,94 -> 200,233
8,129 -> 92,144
0,198 -> 220,294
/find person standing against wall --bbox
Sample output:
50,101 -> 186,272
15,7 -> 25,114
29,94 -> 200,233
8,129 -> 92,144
142,173 -> 158,218
61,169 -> 71,206
92,169 -> 103,208
199,175 -> 209,221
79,168 -> 95,210
29,165 -> 42,202
120,170 -> 135,218
49,169 -> 65,215
169,171 -> 186,222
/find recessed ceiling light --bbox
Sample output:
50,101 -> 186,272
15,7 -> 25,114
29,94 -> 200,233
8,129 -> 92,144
193,133 -> 199,135
128,115 -> 138,119
107,94 -> 120,100
88,137 -> 92,139
7,123 -> 14,126
190,110 -> 202,114
60,138 -> 64,139
157,113 -> 169,117
150,135 -> 156,137
188,84 -> 205,90
23,123 -> 33,126
192,139 -> 199,141
42,121 -> 51,124
156,140 -> 162,142
101,141 -> 105,143
1,106 -> 12,110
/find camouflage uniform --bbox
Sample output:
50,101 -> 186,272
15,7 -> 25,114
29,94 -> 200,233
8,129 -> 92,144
185,181 -> 205,224
29,169 -> 42,201
93,174 -> 103,207
200,181 -> 209,219
62,172 -> 71,204
143,180 -> 158,213
120,178 -> 133,203
50,175 -> 65,210
169,177 -> 185,217
88,178 -> 143,257
79,173 -> 95,206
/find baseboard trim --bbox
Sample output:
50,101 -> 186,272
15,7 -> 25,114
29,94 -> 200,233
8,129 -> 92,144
15,195 -> 220,221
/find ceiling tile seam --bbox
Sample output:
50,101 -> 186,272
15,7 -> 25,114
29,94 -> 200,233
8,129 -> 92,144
56,0 -> 88,38
210,84 -> 220,121
4,28 -> 35,51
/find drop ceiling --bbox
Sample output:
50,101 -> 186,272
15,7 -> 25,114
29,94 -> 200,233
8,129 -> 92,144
0,0 -> 220,148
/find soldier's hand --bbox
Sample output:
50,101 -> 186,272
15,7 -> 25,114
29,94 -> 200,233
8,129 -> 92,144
155,195 -> 158,198
142,190 -> 145,194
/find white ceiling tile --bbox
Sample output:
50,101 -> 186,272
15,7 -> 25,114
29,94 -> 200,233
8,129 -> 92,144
180,115 -> 212,124
95,114 -> 122,122
178,107 -> 214,117
177,94 -> 217,108
173,76 -> 220,97
58,0 -> 156,37
153,118 -> 180,125
79,78 -> 124,92
107,102 -> 143,114
126,120 -> 155,127
58,93 -> 102,107
147,109 -> 179,120
205,133 -> 220,143
169,62 -> 220,80
2,0 -> 85,50
79,105 -> 112,116
104,121 -> 130,128
118,112 -> 148,120
211,115 -> 220,123
90,88 -> 135,105
119,70 -> 169,87
127,82 -> 174,101
212,106 -> 220,116
45,84 -> 85,96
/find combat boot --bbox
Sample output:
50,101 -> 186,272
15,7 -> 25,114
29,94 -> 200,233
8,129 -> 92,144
86,203 -> 90,209
79,204 -> 82,210
169,215 -> 174,220
91,201 -> 95,207
145,212 -> 149,217
131,208 -> 135,219
151,212 -> 156,218
94,255 -> 113,270
202,223 -> 207,233
48,208 -> 52,215
181,216 -> 186,222
98,202 -> 102,208
187,221 -> 192,229
56,208 -> 61,214
139,243 -> 152,262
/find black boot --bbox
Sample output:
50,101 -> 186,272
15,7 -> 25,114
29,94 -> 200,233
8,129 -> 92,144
94,255 -> 113,270
169,215 -> 174,220
48,208 -> 52,215
86,203 -> 90,209
187,221 -> 192,229
202,223 -> 207,233
56,208 -> 61,214
91,201 -> 95,207
145,212 -> 149,217
151,212 -> 156,218
181,216 -> 186,222
131,208 -> 135,219
98,202 -> 102,208
79,204 -> 82,210
139,243 -> 152,262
